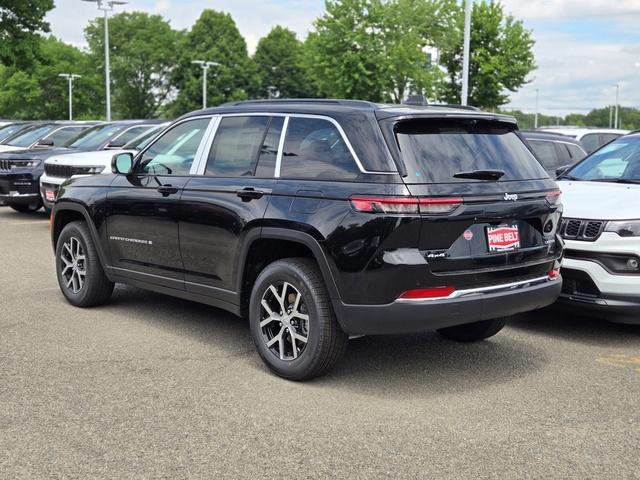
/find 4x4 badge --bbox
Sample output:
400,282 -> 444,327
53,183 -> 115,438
504,193 -> 518,201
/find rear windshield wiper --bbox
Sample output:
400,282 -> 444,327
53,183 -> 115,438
453,169 -> 505,181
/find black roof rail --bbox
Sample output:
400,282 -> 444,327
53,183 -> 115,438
221,98 -> 380,109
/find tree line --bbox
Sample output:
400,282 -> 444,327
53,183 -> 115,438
0,0 -> 535,120
504,107 -> 640,131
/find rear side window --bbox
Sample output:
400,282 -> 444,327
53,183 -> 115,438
528,140 -> 558,169
396,119 -> 548,183
280,117 -> 358,180
255,117 -> 284,177
565,143 -> 586,162
580,133 -> 600,153
206,116 -> 270,177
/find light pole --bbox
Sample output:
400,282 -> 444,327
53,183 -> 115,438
58,74 -> 82,120
192,61 -> 219,109
461,0 -> 473,105
614,83 -> 620,129
534,88 -> 539,129
81,0 -> 128,121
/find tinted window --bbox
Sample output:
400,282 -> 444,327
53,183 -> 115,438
396,119 -> 548,183
47,126 -> 88,146
6,125 -> 55,147
255,117 -> 284,177
113,125 -> 153,145
599,133 -> 621,145
280,117 -> 358,179
205,116 -> 269,177
566,143 -> 586,162
138,118 -> 209,175
528,140 -> 558,169
67,124 -> 127,150
554,143 -> 571,167
123,126 -> 164,150
580,133 -> 600,153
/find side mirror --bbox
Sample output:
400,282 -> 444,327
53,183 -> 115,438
106,139 -> 126,149
112,152 -> 134,175
555,165 -> 570,178
36,139 -> 54,147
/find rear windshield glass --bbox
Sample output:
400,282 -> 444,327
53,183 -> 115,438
395,119 -> 549,183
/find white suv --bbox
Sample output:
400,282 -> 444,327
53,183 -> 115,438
556,133 -> 640,322
40,123 -> 168,210
538,127 -> 629,154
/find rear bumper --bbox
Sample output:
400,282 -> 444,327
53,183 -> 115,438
336,275 -> 562,335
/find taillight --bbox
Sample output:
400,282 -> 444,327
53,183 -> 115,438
548,268 -> 561,279
350,196 -> 463,215
545,190 -> 562,205
397,286 -> 456,300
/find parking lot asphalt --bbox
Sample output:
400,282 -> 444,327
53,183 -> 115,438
1,207 -> 639,479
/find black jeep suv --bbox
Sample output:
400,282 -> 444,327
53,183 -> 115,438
50,100 -> 564,380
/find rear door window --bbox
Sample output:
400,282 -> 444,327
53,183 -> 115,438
580,133 -> 600,153
280,117 -> 359,180
255,117 -> 284,177
528,140 -> 558,169
205,116 -> 270,177
565,143 -> 586,163
395,119 -> 548,183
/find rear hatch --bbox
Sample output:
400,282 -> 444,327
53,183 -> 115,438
381,115 -> 562,284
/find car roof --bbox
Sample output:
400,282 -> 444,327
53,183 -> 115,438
520,130 -> 583,144
181,99 -> 517,124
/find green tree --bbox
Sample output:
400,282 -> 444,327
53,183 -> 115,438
0,36 -> 102,120
440,1 -> 535,109
0,0 -> 54,68
85,12 -> 180,119
305,0 -> 455,102
170,10 -> 257,115
254,26 -> 316,99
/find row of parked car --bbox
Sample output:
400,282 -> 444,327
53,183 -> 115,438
0,119 -> 168,212
1,105 -> 637,379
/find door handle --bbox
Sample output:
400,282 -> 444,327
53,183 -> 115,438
157,185 -> 179,196
236,187 -> 264,201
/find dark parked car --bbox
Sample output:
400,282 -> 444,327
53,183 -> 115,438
521,130 -> 587,176
0,120 -> 164,212
50,100 -> 564,380
0,122 -> 39,143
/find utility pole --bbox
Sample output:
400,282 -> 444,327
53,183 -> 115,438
614,84 -> 620,129
609,105 -> 613,128
461,0 -> 472,105
534,88 -> 539,129
192,61 -> 220,109
58,74 -> 82,120
82,0 -> 128,121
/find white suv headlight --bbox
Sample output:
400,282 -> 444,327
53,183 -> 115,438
605,220 -> 640,237
84,166 -> 105,174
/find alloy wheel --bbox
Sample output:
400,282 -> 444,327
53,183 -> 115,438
259,282 -> 310,360
60,236 -> 86,294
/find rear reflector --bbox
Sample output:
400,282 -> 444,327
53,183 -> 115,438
398,286 -> 456,300
545,190 -> 562,205
350,196 -> 463,215
548,268 -> 561,279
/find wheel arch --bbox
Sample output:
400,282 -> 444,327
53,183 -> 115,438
237,227 -> 341,319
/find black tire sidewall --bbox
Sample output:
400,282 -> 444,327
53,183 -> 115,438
249,261 -> 326,379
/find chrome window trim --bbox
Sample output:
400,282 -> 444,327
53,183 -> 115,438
274,116 -> 289,178
205,111 -> 398,176
192,116 -> 220,175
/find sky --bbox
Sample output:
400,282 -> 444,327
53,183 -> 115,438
45,0 -> 640,116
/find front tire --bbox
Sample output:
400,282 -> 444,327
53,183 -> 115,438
249,258 -> 348,381
55,221 -> 114,307
10,202 -> 41,213
436,317 -> 508,342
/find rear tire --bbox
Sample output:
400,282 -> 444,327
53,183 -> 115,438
436,317 -> 508,342
249,258 -> 348,381
55,221 -> 114,307
10,202 -> 41,212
